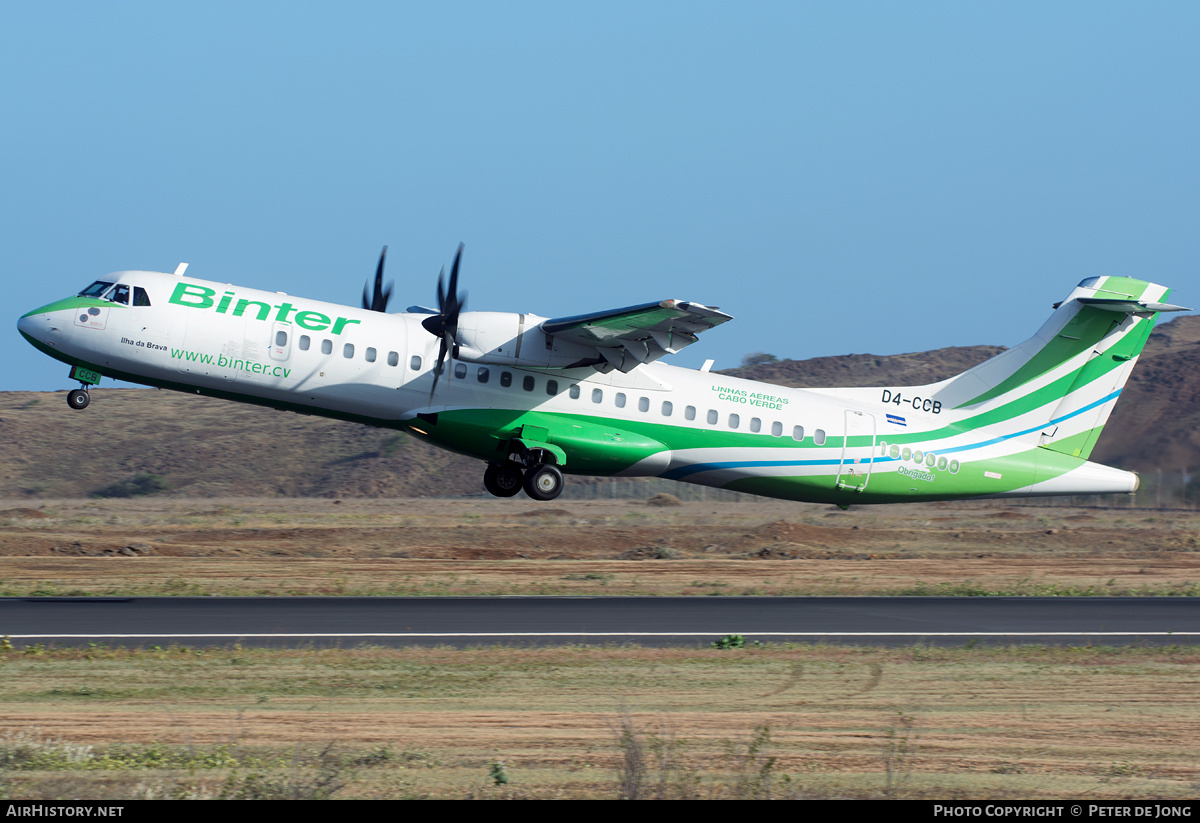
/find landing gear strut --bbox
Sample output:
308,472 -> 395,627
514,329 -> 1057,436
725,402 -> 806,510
66,389 -> 90,410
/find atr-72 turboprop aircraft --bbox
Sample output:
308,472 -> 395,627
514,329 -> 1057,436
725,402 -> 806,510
17,245 -> 1188,504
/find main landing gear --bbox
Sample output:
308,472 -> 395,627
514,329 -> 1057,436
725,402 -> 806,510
66,389 -> 90,410
483,463 -> 523,498
483,459 -> 566,501
524,464 -> 565,501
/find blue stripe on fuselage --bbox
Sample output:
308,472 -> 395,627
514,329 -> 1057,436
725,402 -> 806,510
661,389 -> 1122,481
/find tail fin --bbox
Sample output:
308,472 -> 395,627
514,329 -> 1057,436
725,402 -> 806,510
929,276 -> 1187,459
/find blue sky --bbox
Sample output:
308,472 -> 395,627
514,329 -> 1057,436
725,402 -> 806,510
5,2 -> 1198,391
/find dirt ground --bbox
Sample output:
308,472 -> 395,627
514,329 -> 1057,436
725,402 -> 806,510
0,497 -> 1197,596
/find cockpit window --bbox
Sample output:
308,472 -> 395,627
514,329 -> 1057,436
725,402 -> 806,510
78,280 -> 150,305
79,281 -> 114,298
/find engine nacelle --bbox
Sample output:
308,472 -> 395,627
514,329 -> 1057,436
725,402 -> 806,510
453,312 -> 599,369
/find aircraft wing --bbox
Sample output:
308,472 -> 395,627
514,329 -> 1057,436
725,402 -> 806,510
540,299 -> 732,372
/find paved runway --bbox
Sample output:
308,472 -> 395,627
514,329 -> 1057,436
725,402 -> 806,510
2,596 -> 1199,647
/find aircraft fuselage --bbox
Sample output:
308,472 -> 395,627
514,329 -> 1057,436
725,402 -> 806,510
20,268 -> 1166,504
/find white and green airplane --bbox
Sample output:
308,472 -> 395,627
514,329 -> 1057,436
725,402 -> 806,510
17,246 -> 1188,504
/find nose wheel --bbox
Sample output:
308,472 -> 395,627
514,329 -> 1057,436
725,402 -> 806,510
66,389 -> 90,410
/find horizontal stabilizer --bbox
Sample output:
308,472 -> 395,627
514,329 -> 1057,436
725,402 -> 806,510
1076,297 -> 1191,314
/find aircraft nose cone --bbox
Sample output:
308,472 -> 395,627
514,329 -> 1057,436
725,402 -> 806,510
17,312 -> 38,337
17,309 -> 51,343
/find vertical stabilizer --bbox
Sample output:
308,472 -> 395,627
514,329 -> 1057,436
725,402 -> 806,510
927,276 -> 1185,457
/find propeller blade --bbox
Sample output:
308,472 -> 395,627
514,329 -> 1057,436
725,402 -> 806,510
423,243 -> 468,401
429,335 -> 449,401
421,244 -> 467,340
361,246 -> 393,312
447,244 -> 463,316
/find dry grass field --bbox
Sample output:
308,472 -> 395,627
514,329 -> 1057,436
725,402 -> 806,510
1,643 -> 1199,800
0,497 -> 1197,597
0,497 -> 1197,799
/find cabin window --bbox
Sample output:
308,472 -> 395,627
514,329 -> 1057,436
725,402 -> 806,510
454,363 -> 467,379
546,380 -> 559,395
750,417 -> 761,433
792,426 -> 804,442
298,335 -> 310,351
275,330 -> 288,347
662,401 -> 673,416
615,393 -> 627,408
387,351 -> 399,366
343,343 -> 354,358
133,287 -> 151,306
638,397 -> 649,412
685,405 -> 696,421
771,421 -> 783,437
592,388 -> 603,403
78,281 -> 114,298
410,355 -> 421,370
569,385 -> 580,399
814,429 -> 826,445
365,347 -> 377,363
500,371 -> 513,387
729,413 -> 741,429
322,339 -> 333,355
477,367 -> 490,383
523,375 -> 535,391
706,409 -> 718,425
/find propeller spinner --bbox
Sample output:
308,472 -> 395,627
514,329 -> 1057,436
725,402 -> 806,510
421,243 -> 467,398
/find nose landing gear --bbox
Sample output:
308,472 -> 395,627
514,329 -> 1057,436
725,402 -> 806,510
66,389 -> 90,410
65,366 -> 101,411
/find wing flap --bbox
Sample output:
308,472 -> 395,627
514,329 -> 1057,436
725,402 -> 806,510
540,299 -> 731,372
542,299 -> 730,346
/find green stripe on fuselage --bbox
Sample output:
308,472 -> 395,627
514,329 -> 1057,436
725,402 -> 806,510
21,296 -> 123,318
726,443 -> 1088,505
957,306 -> 1121,408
